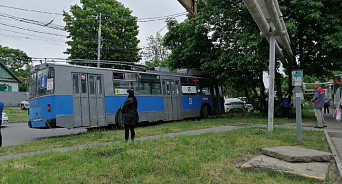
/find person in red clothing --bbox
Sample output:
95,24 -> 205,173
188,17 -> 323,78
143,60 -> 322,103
311,82 -> 327,128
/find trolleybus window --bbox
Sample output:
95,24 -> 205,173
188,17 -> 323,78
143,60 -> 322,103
37,68 -> 55,96
113,72 -> 138,95
96,76 -> 102,95
28,72 -> 37,98
197,78 -> 211,96
138,74 -> 161,95
81,74 -> 87,93
181,77 -> 197,95
72,74 -> 79,94
89,75 -> 95,94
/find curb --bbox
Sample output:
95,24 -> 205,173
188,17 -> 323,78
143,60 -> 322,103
324,130 -> 342,180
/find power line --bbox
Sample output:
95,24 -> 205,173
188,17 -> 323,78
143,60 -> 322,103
0,28 -> 67,42
0,33 -> 66,46
0,22 -> 67,37
0,4 -> 187,22
0,4 -> 63,15
0,13 -> 65,31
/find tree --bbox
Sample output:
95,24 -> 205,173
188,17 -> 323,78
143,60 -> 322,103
164,1 -> 271,113
0,45 -> 32,91
63,0 -> 140,66
141,32 -> 170,67
164,0 -> 342,114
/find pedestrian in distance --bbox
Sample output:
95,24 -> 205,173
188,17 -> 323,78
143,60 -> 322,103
120,89 -> 138,141
311,81 -> 327,128
324,98 -> 330,114
0,100 -> 4,147
280,90 -> 291,119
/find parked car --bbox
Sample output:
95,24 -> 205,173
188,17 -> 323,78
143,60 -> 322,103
1,112 -> 8,126
20,100 -> 29,110
224,98 -> 245,112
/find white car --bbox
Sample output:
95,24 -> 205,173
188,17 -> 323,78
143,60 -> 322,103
20,100 -> 29,110
1,112 -> 8,126
224,98 -> 245,112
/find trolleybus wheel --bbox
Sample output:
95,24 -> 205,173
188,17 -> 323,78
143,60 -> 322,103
201,105 -> 209,119
116,111 -> 125,129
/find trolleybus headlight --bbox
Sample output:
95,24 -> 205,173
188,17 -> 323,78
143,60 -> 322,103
47,104 -> 51,112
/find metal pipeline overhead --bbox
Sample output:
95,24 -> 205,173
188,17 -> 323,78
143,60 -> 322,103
243,0 -> 294,64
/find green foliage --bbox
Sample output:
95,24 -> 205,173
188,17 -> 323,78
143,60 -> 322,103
63,0 -> 140,65
164,0 -> 342,114
0,45 -> 32,89
281,0 -> 342,76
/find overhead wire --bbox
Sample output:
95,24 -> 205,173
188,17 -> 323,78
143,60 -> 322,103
0,33 -> 66,46
0,3 -> 185,58
0,4 -> 63,15
0,13 -> 65,31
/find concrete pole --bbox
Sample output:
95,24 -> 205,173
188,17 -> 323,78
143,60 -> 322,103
268,21 -> 275,132
97,13 -> 101,68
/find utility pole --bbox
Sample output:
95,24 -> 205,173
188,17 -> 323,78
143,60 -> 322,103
97,13 -> 101,68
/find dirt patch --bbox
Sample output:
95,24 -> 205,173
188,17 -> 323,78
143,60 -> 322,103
328,160 -> 342,184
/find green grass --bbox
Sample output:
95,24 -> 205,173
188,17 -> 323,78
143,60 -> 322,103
0,112 -> 315,156
0,128 -> 330,184
0,112 -> 266,155
3,108 -> 28,122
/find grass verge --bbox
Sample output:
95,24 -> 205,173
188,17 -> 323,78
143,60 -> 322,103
0,128 -> 331,184
0,112 -> 316,156
3,108 -> 28,122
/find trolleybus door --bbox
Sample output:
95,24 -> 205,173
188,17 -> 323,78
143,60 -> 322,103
80,73 -> 90,126
73,73 -> 105,127
88,75 -> 97,126
162,80 -> 181,120
72,73 -> 82,127
95,75 -> 105,126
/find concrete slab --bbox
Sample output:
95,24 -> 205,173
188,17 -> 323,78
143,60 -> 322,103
261,146 -> 332,163
241,155 -> 329,182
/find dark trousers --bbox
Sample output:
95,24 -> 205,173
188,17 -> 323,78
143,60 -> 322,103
324,106 -> 329,114
283,107 -> 290,118
124,124 -> 135,140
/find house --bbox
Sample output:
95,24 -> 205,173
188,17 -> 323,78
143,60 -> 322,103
0,62 -> 21,92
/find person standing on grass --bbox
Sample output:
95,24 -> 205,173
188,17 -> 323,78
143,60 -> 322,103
121,89 -> 138,141
311,81 -> 327,128
280,90 -> 291,119
0,100 -> 4,147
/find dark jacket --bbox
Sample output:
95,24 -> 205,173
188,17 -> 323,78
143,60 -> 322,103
121,90 -> 138,125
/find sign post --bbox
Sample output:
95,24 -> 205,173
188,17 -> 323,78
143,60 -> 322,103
177,0 -> 197,16
292,70 -> 303,142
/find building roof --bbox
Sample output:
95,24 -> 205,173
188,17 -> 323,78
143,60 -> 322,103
0,62 -> 21,83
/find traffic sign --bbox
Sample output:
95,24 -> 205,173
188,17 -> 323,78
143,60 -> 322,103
292,70 -> 303,86
177,0 -> 197,16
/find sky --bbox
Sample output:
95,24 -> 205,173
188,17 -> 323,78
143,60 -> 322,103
0,0 -> 187,61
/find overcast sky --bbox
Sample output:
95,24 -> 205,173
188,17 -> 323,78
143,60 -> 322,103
0,0 -> 187,60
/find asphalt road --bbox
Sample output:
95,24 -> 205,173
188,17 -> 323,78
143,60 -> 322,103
1,122 -> 87,147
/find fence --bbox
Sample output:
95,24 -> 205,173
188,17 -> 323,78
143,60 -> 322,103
0,91 -> 28,107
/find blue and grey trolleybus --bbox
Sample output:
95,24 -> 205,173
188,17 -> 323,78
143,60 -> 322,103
27,62 -> 224,129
